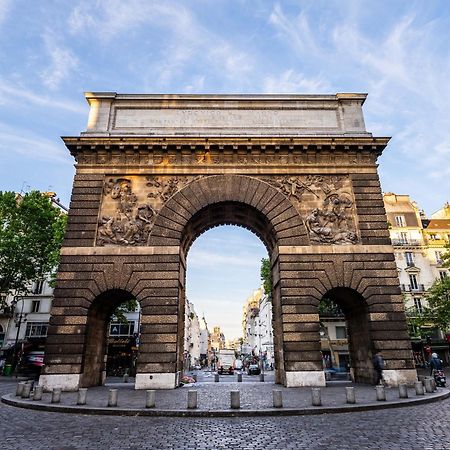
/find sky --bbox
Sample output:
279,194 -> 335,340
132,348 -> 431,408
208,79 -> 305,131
1,1 -> 449,338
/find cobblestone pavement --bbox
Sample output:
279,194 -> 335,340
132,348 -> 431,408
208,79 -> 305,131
1,379 -> 450,449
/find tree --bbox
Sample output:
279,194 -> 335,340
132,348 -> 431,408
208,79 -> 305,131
111,299 -> 139,324
260,257 -> 272,298
443,241 -> 450,267
418,277 -> 450,333
0,191 -> 67,308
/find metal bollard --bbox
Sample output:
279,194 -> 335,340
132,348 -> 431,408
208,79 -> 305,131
237,373 -> 242,382
424,378 -> 433,393
345,387 -> 356,404
187,390 -> 197,409
51,388 -> 62,404
230,391 -> 240,409
375,385 -> 386,401
214,373 -> 219,383
311,388 -> 321,406
123,373 -> 129,383
77,388 -> 88,405
273,390 -> 283,408
398,384 -> 408,399
33,385 -> 43,401
108,389 -> 118,407
415,380 -> 425,395
21,383 -> 32,399
259,373 -> 265,382
16,382 -> 26,397
146,390 -> 155,408
192,374 -> 197,382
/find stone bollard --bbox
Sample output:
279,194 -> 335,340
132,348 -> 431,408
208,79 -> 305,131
16,382 -> 26,397
424,378 -> 433,393
311,388 -> 321,406
51,388 -> 61,404
375,385 -> 386,401
415,380 -> 425,395
21,383 -> 32,399
237,373 -> 242,382
108,389 -> 118,407
345,387 -> 356,404
214,373 -> 220,383
77,388 -> 88,405
431,378 -> 436,391
187,390 -> 198,409
398,384 -> 408,399
146,390 -> 156,408
273,390 -> 283,408
259,373 -> 265,382
230,391 -> 240,409
33,385 -> 43,401
123,373 -> 129,383
192,374 -> 197,382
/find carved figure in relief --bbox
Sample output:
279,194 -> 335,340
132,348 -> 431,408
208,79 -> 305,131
305,193 -> 357,245
97,178 -> 154,246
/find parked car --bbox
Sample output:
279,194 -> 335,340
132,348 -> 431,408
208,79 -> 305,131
247,364 -> 261,375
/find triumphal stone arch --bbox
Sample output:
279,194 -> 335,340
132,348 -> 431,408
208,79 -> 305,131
40,93 -> 417,391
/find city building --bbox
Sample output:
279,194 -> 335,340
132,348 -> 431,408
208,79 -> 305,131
210,326 -> 225,352
198,315 -> 211,367
184,300 -> 201,370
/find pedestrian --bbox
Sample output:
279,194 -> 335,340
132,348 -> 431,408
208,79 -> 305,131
372,350 -> 384,385
429,352 -> 442,376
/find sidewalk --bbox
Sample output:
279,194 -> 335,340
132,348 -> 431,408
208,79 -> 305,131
3,380 -> 449,417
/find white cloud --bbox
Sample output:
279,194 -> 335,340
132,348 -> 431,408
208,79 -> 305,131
0,79 -> 86,114
40,32 -> 79,90
0,0 -> 11,26
0,122 -> 72,163
263,70 -> 331,93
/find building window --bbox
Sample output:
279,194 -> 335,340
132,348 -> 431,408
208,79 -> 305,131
435,251 -> 443,263
405,252 -> 414,266
32,280 -> 45,295
25,322 -> 48,338
409,274 -> 419,290
414,298 -> 423,314
429,234 -> 437,240
109,321 -> 135,337
335,326 -> 347,339
31,300 -> 40,313
440,271 -> 448,281
395,215 -> 406,227
399,232 -> 408,244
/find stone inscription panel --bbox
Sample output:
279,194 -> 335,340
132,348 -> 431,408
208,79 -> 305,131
113,108 -> 340,134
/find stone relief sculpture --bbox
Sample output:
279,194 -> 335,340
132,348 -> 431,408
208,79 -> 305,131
261,174 -> 358,245
97,175 -> 205,246
305,193 -> 357,245
97,178 -> 156,246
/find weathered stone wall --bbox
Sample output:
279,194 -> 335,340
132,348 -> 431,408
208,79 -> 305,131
40,93 -> 416,391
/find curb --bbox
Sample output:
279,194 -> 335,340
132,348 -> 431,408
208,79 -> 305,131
2,389 -> 449,417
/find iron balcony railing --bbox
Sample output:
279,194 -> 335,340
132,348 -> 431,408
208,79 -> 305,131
391,239 -> 422,246
400,284 -> 426,293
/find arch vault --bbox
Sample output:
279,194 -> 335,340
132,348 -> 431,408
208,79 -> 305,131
40,93 -> 416,391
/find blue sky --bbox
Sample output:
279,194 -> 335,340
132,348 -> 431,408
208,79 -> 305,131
1,1 -> 449,338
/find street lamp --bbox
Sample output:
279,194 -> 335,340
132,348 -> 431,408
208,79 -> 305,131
12,297 -> 28,375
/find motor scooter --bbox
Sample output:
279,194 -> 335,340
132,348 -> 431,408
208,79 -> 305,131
433,369 -> 446,387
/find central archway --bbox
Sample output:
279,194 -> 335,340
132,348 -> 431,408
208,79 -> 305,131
146,175 -> 310,386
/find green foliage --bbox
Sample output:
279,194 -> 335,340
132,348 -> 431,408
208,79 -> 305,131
318,297 -> 344,317
443,241 -> 450,267
260,257 -> 272,297
0,191 -> 67,307
417,276 -> 450,332
111,298 -> 138,324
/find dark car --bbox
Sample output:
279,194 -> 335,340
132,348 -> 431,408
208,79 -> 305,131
247,364 -> 261,375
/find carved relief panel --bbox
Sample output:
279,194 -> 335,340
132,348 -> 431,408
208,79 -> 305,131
96,175 -> 202,246
259,175 -> 358,245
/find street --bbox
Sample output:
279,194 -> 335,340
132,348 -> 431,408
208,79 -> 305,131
1,380 -> 450,449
